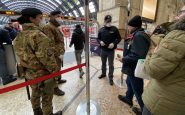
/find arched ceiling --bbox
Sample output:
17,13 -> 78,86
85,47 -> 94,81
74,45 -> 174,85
0,0 -> 99,17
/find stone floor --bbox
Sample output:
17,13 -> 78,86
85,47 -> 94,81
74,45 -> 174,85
0,49 -> 144,115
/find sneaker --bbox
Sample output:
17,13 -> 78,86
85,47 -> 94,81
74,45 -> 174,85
109,79 -> 114,86
98,74 -> 106,79
132,107 -> 142,115
118,95 -> 133,107
54,87 -> 65,96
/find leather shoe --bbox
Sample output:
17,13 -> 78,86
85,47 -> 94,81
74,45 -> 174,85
132,107 -> 142,115
98,74 -> 106,79
109,79 -> 114,85
54,87 -> 65,96
57,79 -> 67,84
118,95 -> 133,107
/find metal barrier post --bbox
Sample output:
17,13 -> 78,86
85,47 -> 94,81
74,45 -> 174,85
85,0 -> 90,114
76,0 -> 101,115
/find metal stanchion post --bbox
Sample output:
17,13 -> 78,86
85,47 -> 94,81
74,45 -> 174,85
76,0 -> 101,115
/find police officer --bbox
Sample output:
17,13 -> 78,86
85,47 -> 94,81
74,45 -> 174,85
14,8 -> 62,115
43,10 -> 66,96
97,15 -> 121,85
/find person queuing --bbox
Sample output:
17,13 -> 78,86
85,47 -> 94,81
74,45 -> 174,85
117,15 -> 150,115
69,24 -> 85,78
14,8 -> 62,115
97,15 -> 121,86
4,22 -> 18,41
43,10 -> 66,96
0,28 -> 17,85
142,5 -> 185,115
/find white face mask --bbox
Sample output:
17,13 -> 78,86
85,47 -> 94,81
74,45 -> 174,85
105,23 -> 111,27
39,19 -> 46,26
55,18 -> 63,25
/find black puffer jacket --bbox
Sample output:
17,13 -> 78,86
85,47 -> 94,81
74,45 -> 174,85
122,28 -> 150,76
70,28 -> 85,50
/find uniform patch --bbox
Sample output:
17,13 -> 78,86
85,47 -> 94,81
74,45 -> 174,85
110,31 -> 114,34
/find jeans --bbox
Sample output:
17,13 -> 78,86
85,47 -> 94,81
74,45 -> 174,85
101,49 -> 115,79
142,106 -> 153,115
0,49 -> 10,83
75,49 -> 83,72
125,75 -> 144,110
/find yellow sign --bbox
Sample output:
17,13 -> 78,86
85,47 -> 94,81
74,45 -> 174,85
6,11 -> 14,15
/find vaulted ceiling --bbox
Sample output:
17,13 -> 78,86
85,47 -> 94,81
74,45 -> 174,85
0,0 -> 99,24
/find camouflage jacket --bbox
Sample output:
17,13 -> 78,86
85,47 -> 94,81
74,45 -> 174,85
43,22 -> 65,57
14,23 -> 59,79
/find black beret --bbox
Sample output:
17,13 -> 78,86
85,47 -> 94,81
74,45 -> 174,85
50,10 -> 61,16
21,8 -> 42,16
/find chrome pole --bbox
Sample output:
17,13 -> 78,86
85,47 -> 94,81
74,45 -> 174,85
76,1 -> 101,115
84,0 -> 90,114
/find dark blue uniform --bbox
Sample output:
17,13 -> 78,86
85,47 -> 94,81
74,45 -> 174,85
97,26 -> 121,79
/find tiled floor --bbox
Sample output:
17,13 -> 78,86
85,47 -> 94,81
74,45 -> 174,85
0,50 -> 141,115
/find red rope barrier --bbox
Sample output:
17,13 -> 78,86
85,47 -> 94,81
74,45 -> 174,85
0,63 -> 86,94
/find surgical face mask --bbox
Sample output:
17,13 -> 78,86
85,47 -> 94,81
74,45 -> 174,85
39,19 -> 46,26
105,22 -> 111,27
55,17 -> 63,25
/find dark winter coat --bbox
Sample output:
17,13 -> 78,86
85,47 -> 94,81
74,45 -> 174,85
143,18 -> 185,115
121,28 -> 150,76
0,28 -> 12,50
70,28 -> 85,50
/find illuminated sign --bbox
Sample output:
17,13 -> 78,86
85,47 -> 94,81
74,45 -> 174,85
0,11 -> 20,15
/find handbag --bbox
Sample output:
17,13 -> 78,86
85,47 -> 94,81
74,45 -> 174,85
135,59 -> 150,80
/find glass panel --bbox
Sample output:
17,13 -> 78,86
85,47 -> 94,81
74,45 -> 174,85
73,10 -> 79,17
5,1 -> 55,10
46,0 -> 58,7
89,1 -> 96,13
36,0 -> 56,9
79,7 -> 84,15
1,0 -> 9,3
73,0 -> 80,5
55,0 -> 62,4
69,13 -> 73,16
67,2 -> 73,9
7,2 -> 54,11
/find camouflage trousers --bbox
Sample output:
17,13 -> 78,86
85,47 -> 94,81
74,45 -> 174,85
54,58 -> 62,88
30,83 -> 53,115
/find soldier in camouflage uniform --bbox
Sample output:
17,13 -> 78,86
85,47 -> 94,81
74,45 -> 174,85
43,11 -> 66,96
14,8 -> 62,115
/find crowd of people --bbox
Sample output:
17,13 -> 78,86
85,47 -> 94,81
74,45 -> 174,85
97,5 -> 185,115
0,5 -> 185,115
